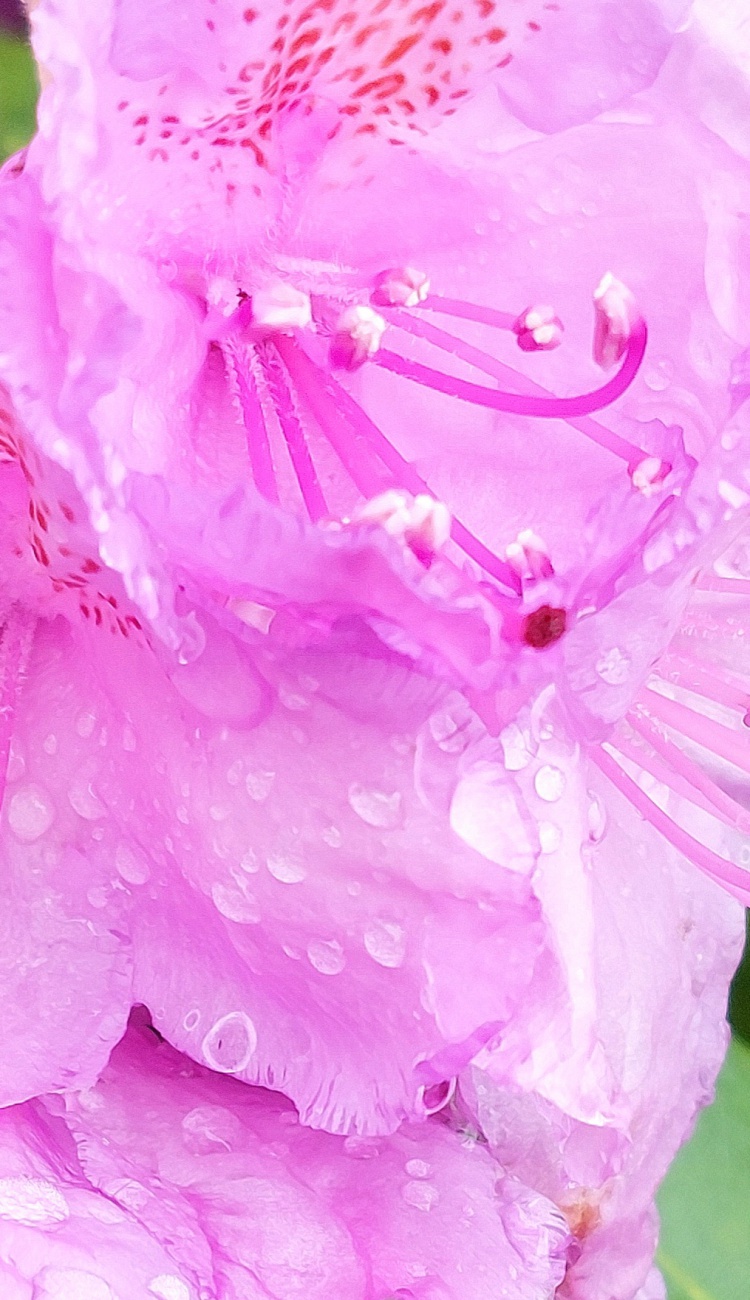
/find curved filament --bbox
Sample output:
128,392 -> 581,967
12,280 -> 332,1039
276,337 -> 521,595
594,745 -> 750,904
391,311 -> 644,462
375,321 -> 647,424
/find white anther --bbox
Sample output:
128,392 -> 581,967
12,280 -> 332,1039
629,456 -> 669,497
251,282 -> 312,332
505,528 -> 554,582
513,304 -> 563,353
372,266 -> 430,309
207,277 -> 243,317
354,490 -> 451,562
330,304 -> 387,370
593,272 -> 638,370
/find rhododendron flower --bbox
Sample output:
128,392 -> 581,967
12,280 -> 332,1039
0,0 -> 749,1297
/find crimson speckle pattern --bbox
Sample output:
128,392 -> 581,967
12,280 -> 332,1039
114,0 -> 553,174
0,394 -> 147,642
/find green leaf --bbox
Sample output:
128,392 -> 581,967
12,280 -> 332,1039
657,1036 -> 750,1300
0,32 -> 38,162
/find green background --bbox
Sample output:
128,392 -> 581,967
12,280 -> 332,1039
1,24 -> 749,1298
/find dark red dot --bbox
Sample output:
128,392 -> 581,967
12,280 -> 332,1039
523,605 -> 567,650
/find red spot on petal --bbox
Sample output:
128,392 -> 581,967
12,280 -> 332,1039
523,606 -> 567,650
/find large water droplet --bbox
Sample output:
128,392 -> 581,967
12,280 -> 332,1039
68,780 -> 106,820
534,764 -> 566,803
8,785 -> 55,842
201,1011 -> 257,1073
36,1270 -> 114,1300
402,1181 -> 439,1212
587,792 -> 607,843
348,784 -> 401,828
0,1176 -> 68,1226
364,919 -> 406,968
148,1278 -> 191,1300
405,1158 -> 432,1178
246,769 -> 275,801
450,765 -> 536,871
182,1104 -> 243,1153
307,938 -> 346,975
538,821 -> 562,854
115,841 -> 150,885
595,646 -> 631,686
500,722 -> 534,771
266,851 -> 306,884
211,879 -> 260,924
76,710 -> 97,739
149,1278 -> 191,1300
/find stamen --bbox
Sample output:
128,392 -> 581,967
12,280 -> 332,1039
385,311 -> 645,461
330,305 -> 387,371
223,341 -> 279,504
625,710 -> 750,833
593,273 -> 639,371
372,267 -> 430,308
276,337 -> 521,594
629,456 -> 671,496
354,490 -> 451,566
255,341 -> 327,521
594,746 -> 750,903
375,316 -> 647,422
654,653 -> 749,714
251,282 -> 312,333
513,305 -> 564,354
693,575 -> 750,596
640,686 -> 750,775
506,529 -> 554,583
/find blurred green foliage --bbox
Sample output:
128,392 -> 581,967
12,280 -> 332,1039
0,23 -> 749,1300
658,1035 -> 750,1300
0,32 -> 37,161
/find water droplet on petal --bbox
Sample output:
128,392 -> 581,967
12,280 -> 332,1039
322,825 -> 342,848
226,758 -> 244,786
68,780 -> 107,820
183,1008 -> 201,1032
343,1135 -> 381,1159
122,725 -> 137,752
148,1275 -> 192,1300
266,851 -> 306,884
8,785 -> 55,842
451,766 -> 536,871
0,1176 -> 69,1226
181,1104 -> 242,1154
348,783 -> 402,828
405,1159 -> 432,1178
539,821 -> 562,854
37,1270 -> 114,1300
211,880 -> 260,924
115,842 -> 150,885
595,646 -> 631,685
534,764 -> 566,803
246,769 -> 275,801
364,919 -> 406,968
587,793 -> 607,842
307,938 -> 346,975
6,743 -> 24,782
500,722 -> 534,771
420,1078 -> 456,1115
201,1011 -> 257,1074
43,733 -> 58,756
76,710 -> 97,739
402,1181 -> 439,1211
